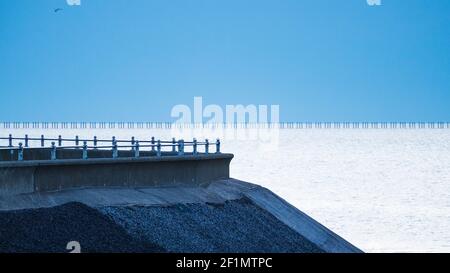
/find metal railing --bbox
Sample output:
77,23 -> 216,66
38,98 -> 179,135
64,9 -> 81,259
0,134 -> 221,161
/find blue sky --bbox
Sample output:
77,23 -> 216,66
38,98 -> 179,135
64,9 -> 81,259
0,0 -> 449,122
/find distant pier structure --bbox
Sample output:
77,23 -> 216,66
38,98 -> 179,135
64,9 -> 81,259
0,121 -> 449,129
0,135 -> 231,196
0,122 -> 450,130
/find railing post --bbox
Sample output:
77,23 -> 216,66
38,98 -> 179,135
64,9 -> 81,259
131,137 -> 135,151
1,136 -> 221,161
18,142 -> 23,161
178,139 -> 184,156
193,138 -> 198,155
215,139 -> 220,153
8,134 -> 12,147
157,140 -> 161,157
82,141 -> 88,159
112,140 -> 118,158
134,141 -> 140,158
51,142 -> 56,160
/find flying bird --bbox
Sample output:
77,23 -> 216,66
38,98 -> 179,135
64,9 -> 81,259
54,8 -> 63,13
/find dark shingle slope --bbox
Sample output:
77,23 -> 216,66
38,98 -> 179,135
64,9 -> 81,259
101,198 -> 324,253
0,202 -> 165,253
0,198 -> 326,253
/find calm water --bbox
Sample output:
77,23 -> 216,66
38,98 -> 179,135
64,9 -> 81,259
2,128 -> 450,252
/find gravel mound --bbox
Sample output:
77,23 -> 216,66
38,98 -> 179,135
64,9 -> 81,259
0,198 -> 326,253
101,198 -> 324,253
0,202 -> 165,253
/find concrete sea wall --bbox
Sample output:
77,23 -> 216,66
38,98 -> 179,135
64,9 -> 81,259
0,153 -> 233,196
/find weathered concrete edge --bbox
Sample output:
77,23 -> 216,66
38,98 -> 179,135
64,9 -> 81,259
0,179 -> 248,211
0,153 -> 233,168
0,154 -> 233,196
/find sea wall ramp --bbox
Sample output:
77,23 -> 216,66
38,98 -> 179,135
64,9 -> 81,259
0,179 -> 362,253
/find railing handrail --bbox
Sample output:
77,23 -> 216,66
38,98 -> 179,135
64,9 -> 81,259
0,144 -> 208,150
0,135 -> 221,162
0,135 -> 208,144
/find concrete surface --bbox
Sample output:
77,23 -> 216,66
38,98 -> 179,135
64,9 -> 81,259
0,153 -> 233,195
